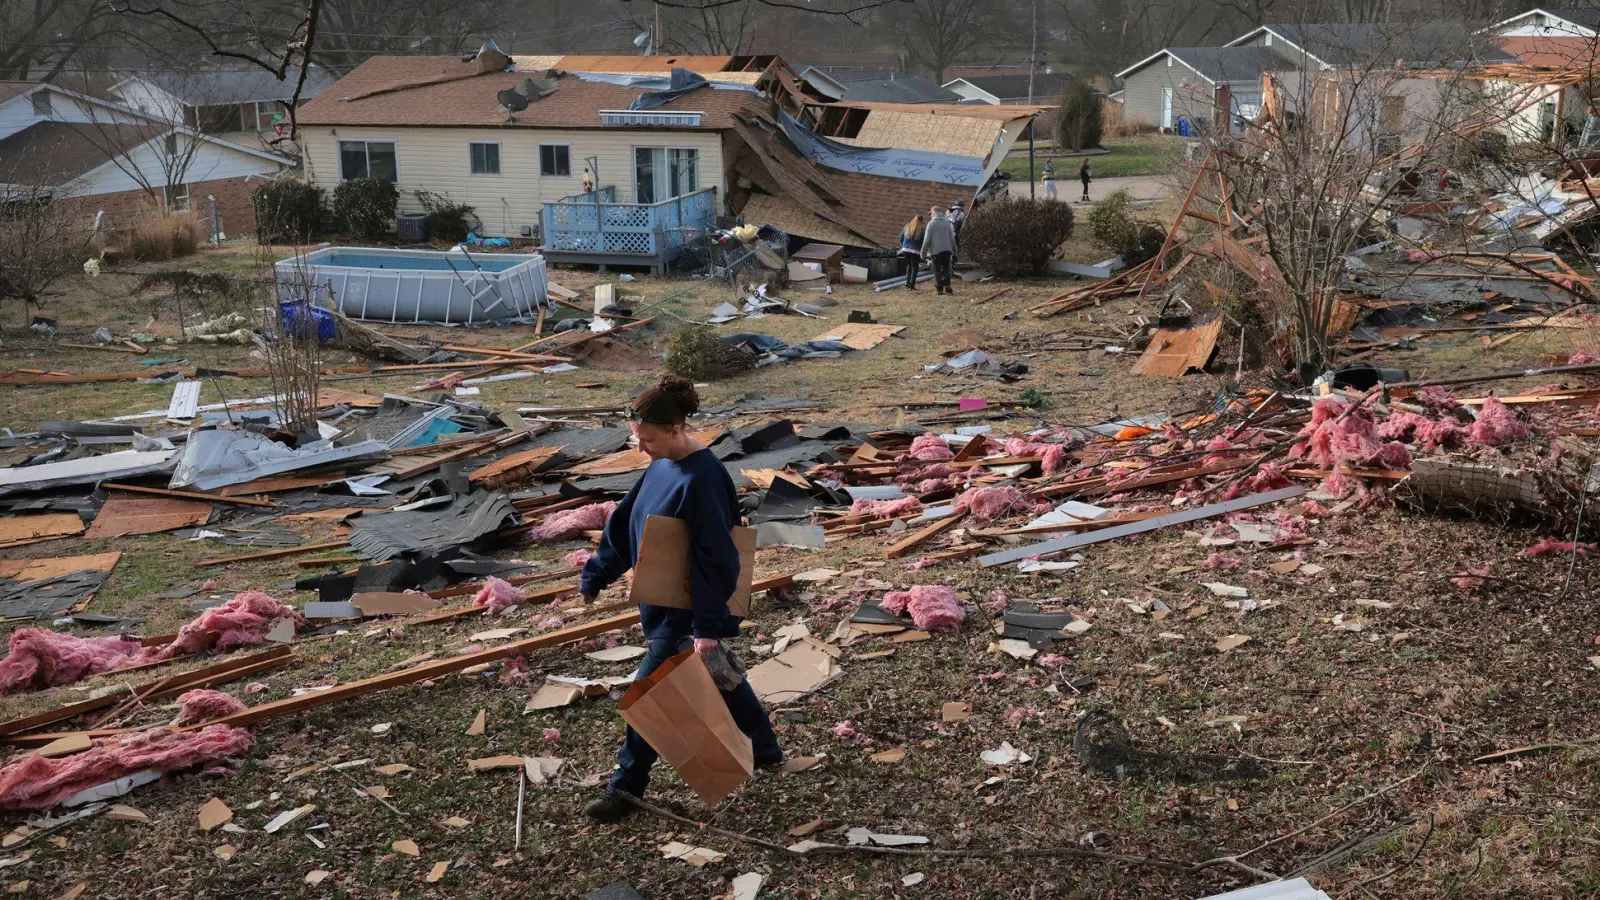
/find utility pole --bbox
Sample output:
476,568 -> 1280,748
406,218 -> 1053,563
1028,0 -> 1037,199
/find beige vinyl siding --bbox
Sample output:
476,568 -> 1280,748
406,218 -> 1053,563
299,125 -> 726,238
1122,60 -> 1219,130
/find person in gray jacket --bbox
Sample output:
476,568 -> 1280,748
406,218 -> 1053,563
921,207 -> 957,295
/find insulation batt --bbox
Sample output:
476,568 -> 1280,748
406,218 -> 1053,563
880,585 -> 966,634
1377,412 -> 1466,451
953,485 -> 1042,524
173,689 -> 247,726
1290,399 -> 1412,471
526,501 -> 617,541
565,549 -> 595,569
848,496 -> 923,519
1002,438 -> 1069,476
0,630 -> 143,693
1468,398 -> 1530,446
472,576 -> 527,614
1525,538 -> 1597,557
0,725 -> 254,809
907,433 -> 954,460
154,590 -> 298,661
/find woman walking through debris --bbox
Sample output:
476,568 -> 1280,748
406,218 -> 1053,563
1079,158 -> 1092,202
899,214 -> 926,290
922,206 -> 957,295
579,376 -> 783,822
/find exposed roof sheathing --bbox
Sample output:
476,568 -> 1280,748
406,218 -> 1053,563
739,193 -> 866,246
837,108 -> 1016,159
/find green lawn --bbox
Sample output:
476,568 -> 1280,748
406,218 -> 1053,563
999,136 -> 1185,180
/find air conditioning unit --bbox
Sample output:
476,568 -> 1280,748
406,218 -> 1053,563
397,212 -> 428,242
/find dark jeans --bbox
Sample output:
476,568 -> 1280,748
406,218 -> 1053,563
1081,178 -> 1091,198
901,252 -> 920,288
932,251 -> 953,290
610,638 -> 781,797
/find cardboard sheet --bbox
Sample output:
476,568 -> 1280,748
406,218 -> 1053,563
618,651 -> 753,805
352,592 -> 441,617
628,515 -> 756,618
746,638 -> 844,704
808,322 -> 906,351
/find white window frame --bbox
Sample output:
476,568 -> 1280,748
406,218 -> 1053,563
631,145 -> 701,205
538,142 -> 572,177
337,138 -> 400,184
31,90 -> 51,116
164,182 -> 190,212
469,140 -> 502,176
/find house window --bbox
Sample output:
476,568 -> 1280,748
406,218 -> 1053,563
164,134 -> 179,157
164,183 -> 190,212
338,140 -> 398,183
31,91 -> 51,116
255,102 -> 285,132
539,144 -> 570,176
470,141 -> 501,175
633,147 -> 699,204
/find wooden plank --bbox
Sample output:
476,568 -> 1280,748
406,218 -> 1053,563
59,343 -> 145,354
176,613 -> 643,731
971,286 -> 1012,306
386,431 -> 528,482
103,483 -> 276,508
883,513 -> 966,559
1131,319 -> 1224,377
198,540 -> 349,568
979,486 -> 1305,567
83,495 -> 212,539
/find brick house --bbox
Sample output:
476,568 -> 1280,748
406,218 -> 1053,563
0,81 -> 292,236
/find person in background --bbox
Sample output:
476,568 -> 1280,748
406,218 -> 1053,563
899,214 -> 926,290
948,200 -> 967,243
1042,160 -> 1057,200
579,376 -> 783,823
1079,158 -> 1093,203
921,206 -> 957,296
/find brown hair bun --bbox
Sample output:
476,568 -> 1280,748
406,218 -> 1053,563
632,375 -> 700,424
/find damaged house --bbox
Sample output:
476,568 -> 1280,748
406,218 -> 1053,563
295,47 -> 1040,269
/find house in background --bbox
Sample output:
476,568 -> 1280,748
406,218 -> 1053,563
0,80 -> 293,234
1481,9 -> 1600,142
1117,46 -> 1296,135
813,73 -> 961,105
109,67 -> 336,139
294,47 -> 1040,269
945,72 -> 1075,105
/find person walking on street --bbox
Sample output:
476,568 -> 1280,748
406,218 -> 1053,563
1042,160 -> 1057,200
579,376 -> 783,823
899,215 -> 925,290
1079,158 -> 1092,202
922,206 -> 957,296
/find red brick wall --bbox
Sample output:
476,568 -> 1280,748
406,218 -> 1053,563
53,175 -> 260,237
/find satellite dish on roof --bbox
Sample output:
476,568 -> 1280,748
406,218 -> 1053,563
498,86 -> 530,122
497,76 -> 557,122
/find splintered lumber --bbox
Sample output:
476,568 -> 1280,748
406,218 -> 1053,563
971,287 -> 1012,306
198,540 -> 349,568
60,343 -> 145,354
102,482 -> 276,508
178,613 -> 643,731
979,486 -> 1305,567
0,647 -> 293,739
883,513 -> 967,559
386,430 -> 534,481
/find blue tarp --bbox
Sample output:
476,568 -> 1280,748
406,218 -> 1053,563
775,110 -> 987,187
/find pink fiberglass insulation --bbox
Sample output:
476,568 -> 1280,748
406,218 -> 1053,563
1408,249 -> 1443,263
849,496 -> 923,519
953,485 -> 1040,524
1416,386 -> 1461,409
1468,398 -> 1530,446
1525,538 -> 1597,557
1291,399 -> 1413,471
565,549 -> 595,569
0,629 -> 143,694
526,501 -> 617,541
173,689 -> 247,726
832,721 -> 858,740
1570,350 -> 1595,365
880,585 -> 966,634
1002,438 -> 1069,477
472,576 -> 526,614
154,590 -> 299,661
1377,412 -> 1466,451
0,725 -> 254,809
907,433 -> 954,460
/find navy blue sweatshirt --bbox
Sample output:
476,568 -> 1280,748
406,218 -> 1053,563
579,448 -> 742,640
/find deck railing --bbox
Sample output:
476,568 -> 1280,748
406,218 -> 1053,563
541,187 -> 717,259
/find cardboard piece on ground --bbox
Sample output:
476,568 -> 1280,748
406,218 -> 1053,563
427,861 -> 449,883
782,755 -> 823,773
942,701 -> 972,723
871,748 -> 906,763
619,651 -> 754,805
392,839 -> 420,857
659,841 -> 725,866
465,709 -> 486,736
808,322 -> 906,350
526,683 -> 584,711
628,515 -> 757,618
352,592 -> 441,617
37,734 -> 93,757
467,756 -> 526,772
585,645 -> 646,663
747,638 -> 843,704
0,513 -> 85,548
197,798 -> 232,831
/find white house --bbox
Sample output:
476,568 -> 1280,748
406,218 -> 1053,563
109,67 -> 336,138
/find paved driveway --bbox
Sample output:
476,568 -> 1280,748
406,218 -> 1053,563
1007,174 -> 1174,203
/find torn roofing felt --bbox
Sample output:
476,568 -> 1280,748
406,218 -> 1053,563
345,490 -> 518,561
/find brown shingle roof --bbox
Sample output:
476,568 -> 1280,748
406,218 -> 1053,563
297,55 -> 762,130
0,121 -> 166,187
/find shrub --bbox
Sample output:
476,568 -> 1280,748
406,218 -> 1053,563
959,198 -> 1075,277
332,177 -> 398,241
1085,189 -> 1167,266
1056,82 -> 1103,152
251,179 -> 324,244
415,190 -> 478,243
664,324 -> 757,381
117,205 -> 204,261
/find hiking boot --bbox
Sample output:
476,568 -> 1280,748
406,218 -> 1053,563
582,790 -> 640,823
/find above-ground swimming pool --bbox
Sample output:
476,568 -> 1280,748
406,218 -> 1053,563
276,247 -> 549,324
